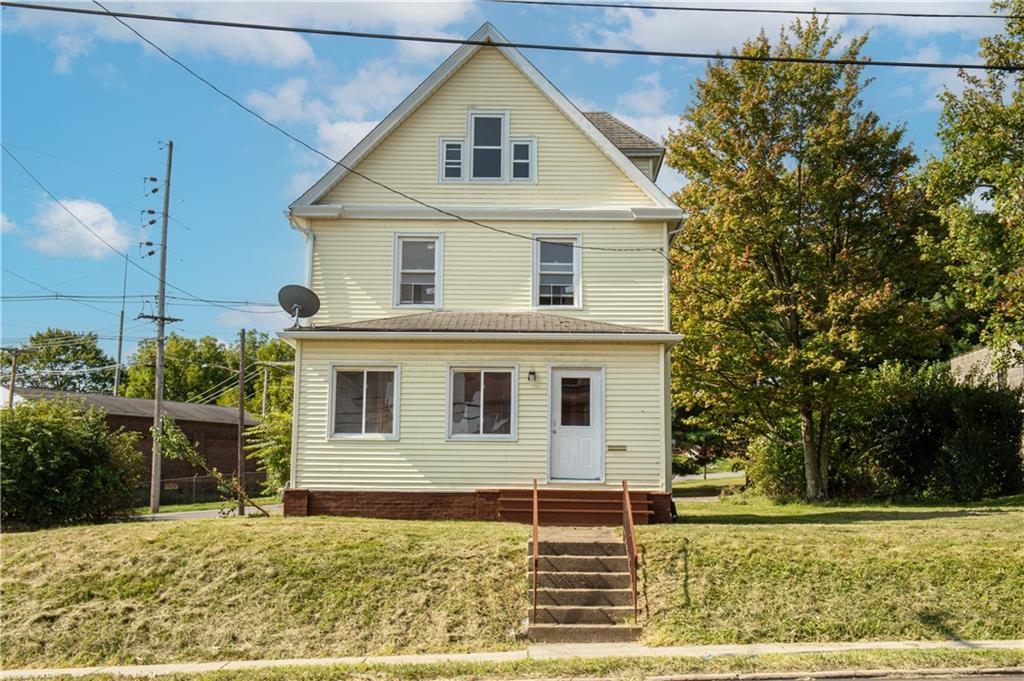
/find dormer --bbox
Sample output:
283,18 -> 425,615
582,112 -> 666,181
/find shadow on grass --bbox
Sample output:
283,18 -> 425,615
676,508 -> 1010,525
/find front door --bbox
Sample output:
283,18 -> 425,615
549,368 -> 604,481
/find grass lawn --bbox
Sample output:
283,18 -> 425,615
133,496 -> 282,514
672,473 -> 747,497
2,494 -> 1022,670
38,649 -> 1024,680
641,494 -> 1024,646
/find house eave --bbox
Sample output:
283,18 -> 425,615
278,330 -> 680,345
289,204 -> 683,222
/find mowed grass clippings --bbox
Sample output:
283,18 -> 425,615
641,495 -> 1024,646
37,649 -> 1024,681
0,516 -> 529,668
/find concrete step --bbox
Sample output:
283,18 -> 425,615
530,605 -> 634,625
533,554 -> 629,572
536,571 -> 631,589
534,587 -> 634,607
529,540 -> 625,557
527,624 -> 641,643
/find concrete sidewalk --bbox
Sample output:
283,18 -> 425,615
2,639 -> 1022,679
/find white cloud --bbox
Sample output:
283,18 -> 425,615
315,119 -> 379,160
616,72 -> 671,116
328,60 -> 419,120
245,78 -> 323,124
0,213 -> 17,233
913,45 -> 976,110
5,1 -> 478,71
27,199 -> 134,259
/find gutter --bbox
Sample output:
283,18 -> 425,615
286,210 -> 315,289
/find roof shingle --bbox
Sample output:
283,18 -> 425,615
583,111 -> 663,152
311,311 -> 670,335
12,388 -> 258,425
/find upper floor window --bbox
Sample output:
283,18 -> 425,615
394,234 -> 442,307
439,139 -> 463,182
438,110 -> 535,184
534,236 -> 580,308
470,112 -> 505,180
510,138 -> 535,182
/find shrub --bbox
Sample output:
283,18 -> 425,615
747,364 -> 1024,501
0,398 -> 141,529
244,410 -> 291,494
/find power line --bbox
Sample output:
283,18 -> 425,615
481,0 -> 1022,20
1,266 -> 119,318
82,2 -> 670,264
2,145 -> 278,314
0,141 -> 149,179
1,1 -> 1016,71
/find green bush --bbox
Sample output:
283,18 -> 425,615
244,410 -> 291,494
0,398 -> 141,529
747,364 -> 1024,501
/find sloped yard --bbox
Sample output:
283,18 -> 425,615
2,495 -> 1023,670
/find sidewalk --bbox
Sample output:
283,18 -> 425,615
2,639 -> 1022,679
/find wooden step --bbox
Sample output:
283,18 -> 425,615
534,587 -> 633,606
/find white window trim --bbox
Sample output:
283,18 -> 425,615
445,364 -> 519,442
532,233 -> 582,310
327,363 -> 401,441
509,136 -> 537,184
393,232 -> 444,309
438,137 -> 465,183
467,108 -> 510,183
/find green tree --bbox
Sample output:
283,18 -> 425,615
923,0 -> 1023,362
124,334 -> 234,402
666,18 -> 944,498
1,328 -> 115,393
245,411 -> 292,493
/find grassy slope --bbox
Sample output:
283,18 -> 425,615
3,495 -> 1023,669
672,474 -> 747,497
1,517 -> 528,668
133,496 -> 281,514
641,495 -> 1024,646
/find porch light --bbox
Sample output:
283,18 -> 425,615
528,370 -> 537,383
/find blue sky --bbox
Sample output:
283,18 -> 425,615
0,1 -> 1003,359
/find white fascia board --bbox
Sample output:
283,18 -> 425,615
289,22 -> 678,211
290,204 -> 683,222
278,330 -> 681,345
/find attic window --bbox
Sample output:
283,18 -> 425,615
510,138 -> 535,181
440,139 -> 463,181
470,112 -> 505,180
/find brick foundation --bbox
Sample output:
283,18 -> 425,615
283,488 -> 672,523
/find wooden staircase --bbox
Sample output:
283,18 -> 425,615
497,488 -> 655,526
526,528 -> 641,642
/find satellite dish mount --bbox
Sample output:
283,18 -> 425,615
278,285 -> 321,329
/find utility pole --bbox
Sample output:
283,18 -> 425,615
260,365 -> 269,418
237,329 -> 246,517
149,140 -> 173,514
6,349 -> 18,408
113,253 -> 129,396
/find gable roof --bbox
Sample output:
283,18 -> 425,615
291,22 -> 679,213
10,387 -> 258,425
582,112 -> 663,153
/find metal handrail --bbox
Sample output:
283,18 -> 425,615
622,480 -> 639,620
531,478 -> 540,623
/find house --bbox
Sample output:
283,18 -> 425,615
280,23 -> 682,524
951,344 -> 1024,388
6,387 -> 261,503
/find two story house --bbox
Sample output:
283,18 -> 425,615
280,23 -> 682,524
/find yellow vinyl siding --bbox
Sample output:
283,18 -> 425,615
322,47 -> 654,208
310,219 -> 668,329
293,339 -> 666,492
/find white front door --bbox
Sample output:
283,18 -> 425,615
549,368 -> 604,481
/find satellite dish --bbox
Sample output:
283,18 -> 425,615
278,285 -> 320,328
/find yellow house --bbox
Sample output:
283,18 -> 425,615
281,23 -> 682,524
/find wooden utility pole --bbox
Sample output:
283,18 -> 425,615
149,140 -> 173,514
260,365 -> 269,418
6,350 -> 18,408
113,254 -> 129,396
237,329 -> 246,517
